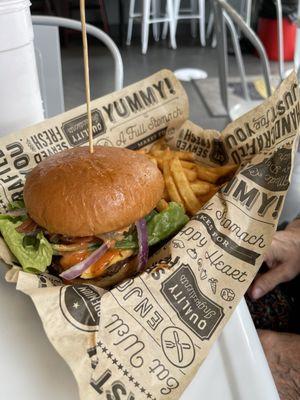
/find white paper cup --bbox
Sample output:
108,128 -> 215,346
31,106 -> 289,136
0,0 -> 44,136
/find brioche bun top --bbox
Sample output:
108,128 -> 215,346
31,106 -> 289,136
24,146 -> 164,236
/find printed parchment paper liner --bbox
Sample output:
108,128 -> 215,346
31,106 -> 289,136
0,70 -> 299,399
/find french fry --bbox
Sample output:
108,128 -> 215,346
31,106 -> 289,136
170,158 -> 202,215
156,158 -> 164,170
172,151 -> 195,161
196,164 -> 238,183
183,168 -> 197,182
148,156 -> 158,166
195,164 -> 219,183
198,185 -> 220,203
135,149 -> 147,154
156,199 -> 169,212
163,159 -> 185,209
154,148 -> 173,169
140,140 -> 239,216
152,149 -> 195,162
213,164 -> 238,176
180,160 -> 196,169
149,139 -> 168,154
162,186 -> 170,201
190,180 -> 211,196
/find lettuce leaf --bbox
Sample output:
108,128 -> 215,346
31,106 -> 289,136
7,199 -> 25,210
0,219 -> 53,273
115,202 -> 189,249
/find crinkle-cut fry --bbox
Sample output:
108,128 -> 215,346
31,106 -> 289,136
196,163 -> 239,183
163,159 -> 185,209
135,149 -> 147,154
213,164 -> 239,178
156,157 -> 164,170
154,148 -> 172,170
170,157 -> 202,215
162,186 -> 170,201
198,185 -> 220,203
180,161 -> 196,169
172,151 -> 195,161
195,165 -> 220,183
148,156 -> 158,166
156,199 -> 169,212
152,150 -> 195,161
190,180 -> 211,196
149,139 -> 168,154
183,168 -> 197,182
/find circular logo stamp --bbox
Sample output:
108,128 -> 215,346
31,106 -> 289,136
60,285 -> 102,332
38,273 -> 62,288
96,138 -> 113,147
161,326 -> 195,368
220,288 -> 235,302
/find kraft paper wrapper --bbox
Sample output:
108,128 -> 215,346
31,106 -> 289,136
0,70 -> 299,399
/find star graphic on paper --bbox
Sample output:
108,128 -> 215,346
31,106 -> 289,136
129,375 -> 134,382
112,358 -> 118,364
140,387 -> 146,393
73,302 -> 79,309
123,369 -> 128,376
97,341 -> 102,347
146,394 -> 151,399
107,352 -> 112,359
102,346 -> 107,353
118,363 -> 123,370
134,382 -> 139,388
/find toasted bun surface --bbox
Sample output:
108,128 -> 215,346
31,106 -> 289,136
24,146 -> 164,236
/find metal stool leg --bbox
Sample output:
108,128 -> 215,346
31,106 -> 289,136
191,0 -> 197,38
174,0 -> 181,34
207,8 -> 214,39
199,0 -> 206,46
126,0 -> 135,45
142,0 -> 151,54
152,0 -> 160,42
167,0 -> 177,49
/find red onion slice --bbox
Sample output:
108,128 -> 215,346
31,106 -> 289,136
135,218 -> 148,272
4,208 -> 27,217
59,242 -> 109,280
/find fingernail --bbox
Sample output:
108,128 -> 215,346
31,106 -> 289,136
252,287 -> 263,300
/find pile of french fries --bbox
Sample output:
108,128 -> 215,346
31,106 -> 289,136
137,140 -> 238,215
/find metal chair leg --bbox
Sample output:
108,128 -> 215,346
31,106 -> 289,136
275,0 -> 285,80
224,11 -> 249,101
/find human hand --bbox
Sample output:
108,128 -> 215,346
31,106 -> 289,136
258,330 -> 300,399
249,221 -> 300,300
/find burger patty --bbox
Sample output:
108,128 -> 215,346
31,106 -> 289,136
62,255 -> 138,288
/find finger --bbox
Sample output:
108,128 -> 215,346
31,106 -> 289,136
249,264 -> 291,300
263,247 -> 276,268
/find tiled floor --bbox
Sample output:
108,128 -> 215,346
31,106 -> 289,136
61,38 -> 288,132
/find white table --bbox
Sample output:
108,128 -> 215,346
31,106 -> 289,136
0,264 -> 279,400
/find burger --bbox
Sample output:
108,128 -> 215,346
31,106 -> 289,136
0,146 -> 188,287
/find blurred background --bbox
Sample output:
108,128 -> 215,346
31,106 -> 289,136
29,0 -> 299,130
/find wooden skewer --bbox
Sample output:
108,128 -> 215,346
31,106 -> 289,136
80,0 -> 93,154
